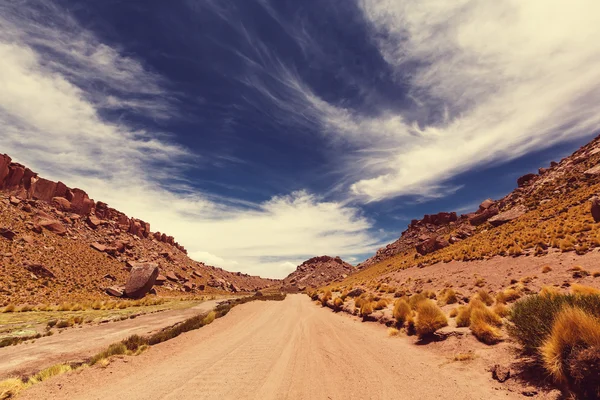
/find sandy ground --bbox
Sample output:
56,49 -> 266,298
24,295 -> 519,400
382,249 -> 600,296
0,299 -> 225,379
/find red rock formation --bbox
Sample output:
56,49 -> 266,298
0,153 -> 186,253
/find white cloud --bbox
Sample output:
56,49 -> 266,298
241,0 -> 600,201
0,0 -> 381,279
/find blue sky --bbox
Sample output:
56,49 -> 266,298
1,0 -> 600,278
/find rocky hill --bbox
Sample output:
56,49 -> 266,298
0,153 -> 277,305
282,256 -> 355,291
357,134 -> 600,272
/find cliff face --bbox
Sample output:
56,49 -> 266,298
0,154 -> 185,253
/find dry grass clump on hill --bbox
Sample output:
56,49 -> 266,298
392,298 -> 413,328
438,288 -> 458,306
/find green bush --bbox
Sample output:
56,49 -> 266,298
509,293 -> 600,353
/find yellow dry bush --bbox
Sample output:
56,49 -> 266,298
333,297 -> 344,310
202,311 -> 216,325
541,307 -> 600,386
28,364 -> 72,385
387,327 -> 400,337
438,288 -> 458,305
392,298 -> 412,327
496,288 -> 521,304
0,378 -> 26,399
542,265 -> 552,273
455,298 -> 486,328
374,299 -> 389,310
409,293 -> 428,310
492,303 -> 510,318
320,290 -> 332,306
415,300 -> 448,338
359,301 -> 374,318
449,308 -> 458,318
571,284 -> 600,296
539,286 -> 560,298
474,290 -> 494,306
470,312 -> 503,345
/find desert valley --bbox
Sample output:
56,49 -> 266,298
1,134 -> 600,399
2,1 -> 600,399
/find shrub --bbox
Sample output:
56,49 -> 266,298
539,286 -> 560,298
449,308 -> 458,318
455,298 -> 486,328
496,288 -> 521,304
28,364 -> 72,384
571,284 -> 600,296
415,300 -> 448,338
122,335 -> 148,352
438,288 -> 458,305
509,293 -> 600,353
409,293 -> 428,310
542,265 -> 552,273
0,378 -> 26,399
202,311 -> 216,325
90,343 -> 127,365
56,319 -> 73,329
493,303 -> 510,318
392,299 -> 412,327
470,311 -> 502,345
359,301 -> 374,319
474,290 -> 494,306
541,307 -> 600,398
2,304 -> 15,313
374,299 -> 388,310
333,297 -> 344,311
387,327 -> 400,337
320,290 -> 332,307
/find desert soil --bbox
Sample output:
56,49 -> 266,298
0,299 -> 226,379
24,294 -> 519,400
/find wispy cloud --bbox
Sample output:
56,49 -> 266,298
0,0 -> 381,278
230,0 -> 600,202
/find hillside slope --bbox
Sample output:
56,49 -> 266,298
0,154 -> 277,305
341,134 -> 600,287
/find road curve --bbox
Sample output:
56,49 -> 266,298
24,294 -> 518,400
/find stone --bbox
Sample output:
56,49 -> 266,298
155,275 -> 167,285
193,270 -> 203,278
86,215 -> 104,229
488,205 -> 528,227
103,274 -> 117,281
24,263 -> 55,278
585,164 -> 600,177
37,219 -> 67,235
31,177 -> 57,202
124,263 -> 159,299
491,364 -> 511,383
416,236 -> 449,255
478,199 -> 495,210
166,271 -> 179,281
106,286 -> 124,297
91,242 -> 107,252
9,196 -> 20,206
51,197 -> 71,211
522,387 -> 538,397
0,228 -> 16,241
591,196 -> 600,223
469,205 -> 499,226
347,288 -> 365,297
197,284 -> 205,291
517,173 -> 537,187
183,282 -> 194,292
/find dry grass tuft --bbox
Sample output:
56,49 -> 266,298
415,300 -> 448,338
470,312 -> 503,345
474,290 -> 494,306
387,327 -> 401,337
28,364 -> 72,385
0,378 -> 26,399
541,307 -> 600,397
438,288 -> 458,306
493,303 -> 510,318
571,284 -> 600,296
453,352 -> 476,362
333,297 -> 344,311
539,286 -> 560,298
320,290 -> 332,307
449,308 -> 458,318
408,293 -> 428,310
542,265 -> 552,273
496,288 -> 521,304
392,298 -> 412,327
374,298 -> 389,310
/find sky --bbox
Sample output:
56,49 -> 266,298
1,0 -> 600,278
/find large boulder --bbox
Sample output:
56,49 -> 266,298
36,218 -> 67,236
591,196 -> 600,222
469,205 -> 499,226
416,236 -> 449,255
488,205 -> 528,227
52,197 -> 71,211
124,263 -> 159,299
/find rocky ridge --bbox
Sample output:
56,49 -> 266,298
0,154 -> 277,304
358,134 -> 600,269
282,256 -> 355,291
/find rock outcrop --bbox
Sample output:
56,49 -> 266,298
0,154 -> 186,254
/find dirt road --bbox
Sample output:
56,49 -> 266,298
0,299 -> 225,379
24,295 -> 518,400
